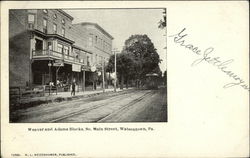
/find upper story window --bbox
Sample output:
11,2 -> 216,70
28,14 -> 35,29
61,19 -> 65,25
43,18 -> 47,33
53,24 -> 57,34
88,36 -> 93,46
48,42 -> 52,50
63,46 -> 69,56
62,28 -> 65,37
43,9 -> 48,14
57,44 -> 63,53
28,14 -> 35,23
53,14 -> 57,20
87,56 -> 90,66
95,36 -> 97,44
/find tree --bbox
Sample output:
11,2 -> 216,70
124,34 -> 161,87
158,9 -> 166,29
106,51 -> 135,89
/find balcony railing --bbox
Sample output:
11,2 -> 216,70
32,50 -> 84,64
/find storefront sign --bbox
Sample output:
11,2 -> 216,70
53,60 -> 64,67
81,65 -> 88,71
72,64 -> 81,72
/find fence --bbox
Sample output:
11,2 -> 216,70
9,85 -> 69,104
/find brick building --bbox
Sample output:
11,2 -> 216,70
9,9 -> 113,91
72,22 -> 114,89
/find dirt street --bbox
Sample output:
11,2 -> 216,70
11,88 -> 167,123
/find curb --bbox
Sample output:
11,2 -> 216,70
10,90 -> 121,111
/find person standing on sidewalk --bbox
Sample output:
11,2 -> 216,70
71,79 -> 76,96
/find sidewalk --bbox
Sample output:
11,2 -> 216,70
12,88 -> 133,109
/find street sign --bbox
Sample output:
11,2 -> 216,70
53,60 -> 64,67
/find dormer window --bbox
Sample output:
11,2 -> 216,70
43,9 -> 48,14
28,14 -> 35,29
61,19 -> 65,25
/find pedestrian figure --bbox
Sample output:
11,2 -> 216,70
71,80 -> 76,96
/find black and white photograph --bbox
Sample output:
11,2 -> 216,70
9,8 -> 167,123
2,1 -> 249,157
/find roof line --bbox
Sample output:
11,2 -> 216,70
74,22 -> 114,40
57,9 -> 74,21
72,45 -> 93,54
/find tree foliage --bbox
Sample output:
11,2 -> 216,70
107,34 -> 162,88
124,34 -> 161,80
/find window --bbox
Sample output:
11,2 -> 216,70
53,24 -> 57,34
43,19 -> 47,33
64,46 -> 69,56
61,19 -> 65,25
48,42 -> 52,50
57,44 -> 63,53
87,56 -> 90,66
88,36 -> 93,46
95,36 -> 97,43
53,14 -> 57,19
62,28 -> 65,37
43,9 -> 48,14
28,14 -> 35,23
28,14 -> 35,29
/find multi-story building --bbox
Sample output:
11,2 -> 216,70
73,22 -> 113,65
9,9 -> 113,91
72,22 -> 114,88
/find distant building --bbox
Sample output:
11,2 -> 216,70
73,22 -> 113,65
9,9 -> 113,91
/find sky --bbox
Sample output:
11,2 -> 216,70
64,9 -> 166,72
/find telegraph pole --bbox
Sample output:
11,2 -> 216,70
112,48 -> 119,92
102,59 -> 105,93
114,50 -> 117,92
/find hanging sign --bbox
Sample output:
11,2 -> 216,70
72,64 -> 81,72
81,65 -> 88,71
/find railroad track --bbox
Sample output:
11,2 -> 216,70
49,90 -> 152,123
97,90 -> 156,122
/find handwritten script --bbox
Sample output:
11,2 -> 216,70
169,28 -> 249,92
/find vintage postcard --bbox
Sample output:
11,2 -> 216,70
1,1 -> 249,158
8,8 -> 167,123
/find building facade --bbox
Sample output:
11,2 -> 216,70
9,9 -> 113,91
72,22 -> 114,89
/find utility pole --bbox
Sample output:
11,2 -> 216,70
82,70 -> 85,92
112,48 -> 119,92
102,59 -> 105,93
48,61 -> 52,95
